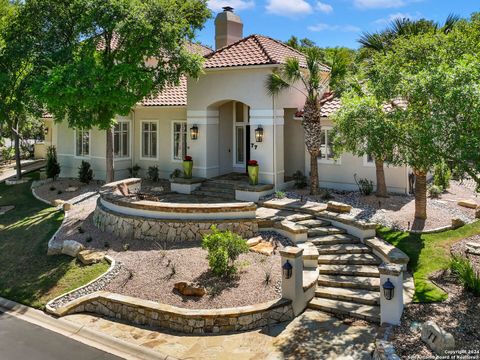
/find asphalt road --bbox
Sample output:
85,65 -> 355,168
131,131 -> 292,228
0,309 -> 123,360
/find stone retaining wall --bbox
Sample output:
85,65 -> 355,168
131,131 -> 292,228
93,201 -> 258,242
53,291 -> 293,334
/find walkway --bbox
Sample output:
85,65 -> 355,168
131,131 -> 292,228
66,310 -> 377,360
0,159 -> 46,182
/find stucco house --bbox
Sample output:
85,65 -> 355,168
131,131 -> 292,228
42,7 -> 410,194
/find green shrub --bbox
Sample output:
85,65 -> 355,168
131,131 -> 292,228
450,255 -> 480,296
169,168 -> 182,179
128,164 -> 141,177
358,178 -> 374,196
1,147 -> 14,161
201,226 -> 249,276
78,160 -> 93,184
275,190 -> 286,199
292,170 -> 307,189
433,161 -> 451,190
147,166 -> 159,182
428,185 -> 443,198
45,146 -> 61,179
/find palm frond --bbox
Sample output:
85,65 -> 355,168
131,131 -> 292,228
358,32 -> 387,52
443,13 -> 460,34
282,57 -> 302,83
265,72 -> 290,97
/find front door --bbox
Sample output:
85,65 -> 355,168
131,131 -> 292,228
245,125 -> 251,173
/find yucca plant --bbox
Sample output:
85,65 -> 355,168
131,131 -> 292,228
450,254 -> 480,296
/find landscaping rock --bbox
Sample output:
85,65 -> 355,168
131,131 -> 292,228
61,240 -> 85,257
476,206 -> 480,219
247,236 -> 262,247
47,241 -> 63,256
63,203 -> 73,211
457,199 -> 477,209
0,205 -> 14,215
421,321 -> 455,355
151,186 -> 164,192
466,242 -> 480,256
451,217 -> 465,229
52,199 -> 65,207
65,186 -> 78,192
174,281 -> 206,297
326,201 -> 352,214
250,241 -> 274,256
77,250 -> 105,265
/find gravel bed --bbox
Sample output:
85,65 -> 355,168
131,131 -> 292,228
451,235 -> 480,273
34,178 -> 102,203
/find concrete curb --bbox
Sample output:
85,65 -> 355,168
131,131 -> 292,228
0,296 -> 175,360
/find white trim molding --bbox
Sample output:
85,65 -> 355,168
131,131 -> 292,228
73,129 -> 92,159
250,109 -> 284,126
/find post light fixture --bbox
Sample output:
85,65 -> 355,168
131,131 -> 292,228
282,260 -> 293,279
255,126 -> 264,142
382,278 -> 395,300
190,124 -> 199,140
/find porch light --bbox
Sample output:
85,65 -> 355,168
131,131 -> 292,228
382,278 -> 395,300
190,125 -> 199,140
44,127 -> 49,135
282,260 -> 293,279
255,126 -> 264,142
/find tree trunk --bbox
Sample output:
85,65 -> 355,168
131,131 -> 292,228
375,159 -> 388,197
13,123 -> 21,180
414,169 -> 427,220
309,149 -> 320,195
105,127 -> 114,183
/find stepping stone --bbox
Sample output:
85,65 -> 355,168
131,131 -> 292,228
285,213 -> 314,222
0,205 -> 14,215
458,199 -> 478,209
309,234 -> 360,246
315,244 -> 372,255
250,241 -> 274,256
317,274 -> 380,291
315,286 -> 380,306
65,186 -> 78,192
308,226 -> 346,237
308,297 -> 380,323
317,253 -> 381,266
296,219 -> 331,228
318,264 -> 380,277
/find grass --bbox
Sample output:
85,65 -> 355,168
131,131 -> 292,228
0,172 -> 108,309
377,221 -> 480,303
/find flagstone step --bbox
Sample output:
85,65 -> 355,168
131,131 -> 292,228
318,264 -> 380,277
191,190 -> 235,200
317,274 -> 380,291
308,297 -> 380,323
295,219 -> 331,228
285,213 -> 315,222
315,286 -> 380,306
308,234 -> 361,246
198,186 -> 236,194
308,226 -> 346,237
317,253 -> 381,266
315,243 -> 372,255
202,181 -> 236,190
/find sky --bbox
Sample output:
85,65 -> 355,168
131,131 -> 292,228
196,0 -> 479,49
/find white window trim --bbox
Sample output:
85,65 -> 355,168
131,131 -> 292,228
363,154 -> 375,167
140,120 -> 159,161
318,127 -> 341,165
74,129 -> 91,159
171,120 -> 188,163
114,120 -> 131,160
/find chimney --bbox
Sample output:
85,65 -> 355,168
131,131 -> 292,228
215,6 -> 243,50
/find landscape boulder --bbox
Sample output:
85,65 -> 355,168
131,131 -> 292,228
51,199 -> 65,207
77,250 -> 105,265
246,236 -> 262,247
174,281 -> 206,297
466,242 -> 480,256
451,218 -> 465,229
250,241 -> 274,256
421,321 -> 455,355
457,199 -> 478,209
61,240 -> 85,257
65,186 -> 78,192
326,201 -> 352,214
47,241 -> 63,256
63,203 -> 73,211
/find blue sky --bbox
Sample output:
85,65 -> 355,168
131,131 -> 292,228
196,0 -> 479,49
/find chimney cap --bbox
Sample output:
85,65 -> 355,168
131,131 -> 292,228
222,6 -> 234,12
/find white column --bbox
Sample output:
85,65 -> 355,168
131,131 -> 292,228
279,246 -> 304,316
379,263 -> 404,326
187,110 -> 219,178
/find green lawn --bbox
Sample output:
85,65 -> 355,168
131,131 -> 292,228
0,173 -> 108,309
377,221 -> 480,303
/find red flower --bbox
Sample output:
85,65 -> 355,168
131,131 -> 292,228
248,160 -> 258,166
184,156 -> 192,161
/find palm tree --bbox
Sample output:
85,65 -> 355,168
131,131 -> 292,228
265,47 -> 329,195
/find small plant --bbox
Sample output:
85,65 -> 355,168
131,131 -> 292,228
321,189 -> 334,200
78,160 -> 93,184
57,190 -> 63,195
49,186 -> 56,191
123,243 -> 130,251
292,170 -> 307,189
428,185 -> 443,198
433,161 -> 451,191
78,227 -> 85,234
201,226 -> 249,276
264,269 -> 271,285
170,264 -> 176,277
275,191 -> 286,199
45,145 -> 61,180
147,166 -> 159,182
86,236 -> 93,243
1,147 -> 14,161
104,241 -> 110,248
128,164 -> 141,177
169,168 -> 182,179
354,174 -> 374,196
450,255 -> 480,296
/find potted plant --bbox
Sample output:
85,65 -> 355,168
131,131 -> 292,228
183,155 -> 193,179
247,160 -> 259,185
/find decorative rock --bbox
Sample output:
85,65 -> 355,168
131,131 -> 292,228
457,199 -> 478,209
466,242 -> 480,256
151,187 -> 164,192
52,199 -> 65,207
63,203 -> 73,211
421,321 -> 455,355
61,240 -> 85,257
451,217 -> 465,229
326,201 -> 352,214
476,206 -> 480,219
0,205 -> 14,215
47,241 -> 63,256
65,186 -> 78,192
247,236 -> 262,247
250,241 -> 274,256
77,250 -> 105,265
174,281 -> 206,297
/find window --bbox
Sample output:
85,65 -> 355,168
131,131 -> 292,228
235,126 -> 244,164
76,129 -> 90,157
319,128 -> 335,161
142,122 -> 157,158
173,121 -> 187,161
114,122 -> 129,158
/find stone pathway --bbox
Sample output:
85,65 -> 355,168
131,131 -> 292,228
0,159 -> 45,182
65,310 -> 377,360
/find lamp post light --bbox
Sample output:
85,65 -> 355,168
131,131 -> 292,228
382,278 -> 395,300
282,260 -> 293,279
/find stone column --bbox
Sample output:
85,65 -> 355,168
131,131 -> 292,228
379,263 -> 404,326
279,246 -> 304,316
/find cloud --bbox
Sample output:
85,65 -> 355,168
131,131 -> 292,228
208,0 -> 255,12
309,23 -> 361,32
353,0 -> 406,9
316,2 -> 333,14
374,12 -> 419,25
265,0 -> 313,16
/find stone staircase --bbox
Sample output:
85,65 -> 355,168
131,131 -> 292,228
289,215 -> 382,323
191,180 -> 236,200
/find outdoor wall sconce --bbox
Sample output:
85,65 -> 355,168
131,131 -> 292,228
382,278 -> 395,300
282,260 -> 293,279
190,125 -> 199,140
44,127 -> 49,135
255,126 -> 264,142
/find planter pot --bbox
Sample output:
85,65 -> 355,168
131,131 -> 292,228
248,165 -> 259,185
183,160 -> 193,179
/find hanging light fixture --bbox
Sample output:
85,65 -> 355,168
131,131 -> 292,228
190,124 -> 199,140
382,278 -> 395,300
282,260 -> 293,279
255,126 -> 264,142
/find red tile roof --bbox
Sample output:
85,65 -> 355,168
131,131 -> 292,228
140,76 -> 188,107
